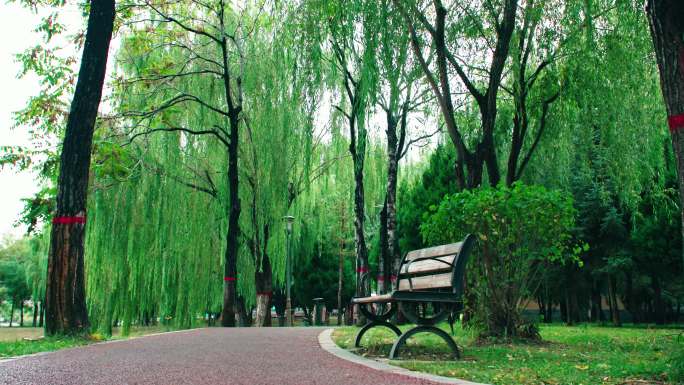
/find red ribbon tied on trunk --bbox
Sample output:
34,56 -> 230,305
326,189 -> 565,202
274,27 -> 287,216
668,114 -> 684,134
52,216 -> 86,225
223,277 -> 236,282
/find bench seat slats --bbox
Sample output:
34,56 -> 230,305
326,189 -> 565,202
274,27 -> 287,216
404,242 -> 463,261
352,291 -> 463,304
397,272 -> 452,291
351,294 -> 393,304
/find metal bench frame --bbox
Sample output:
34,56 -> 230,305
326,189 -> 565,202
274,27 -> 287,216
352,234 -> 475,360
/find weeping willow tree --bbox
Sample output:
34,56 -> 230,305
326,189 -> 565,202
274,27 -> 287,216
238,14 -> 333,325
86,130 -> 225,334
294,0 -> 384,304
103,0 -> 272,327
84,0 -> 383,331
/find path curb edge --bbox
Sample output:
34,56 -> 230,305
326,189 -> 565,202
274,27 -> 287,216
317,328 -> 489,385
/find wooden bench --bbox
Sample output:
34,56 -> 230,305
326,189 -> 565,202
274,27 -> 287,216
351,234 -> 475,359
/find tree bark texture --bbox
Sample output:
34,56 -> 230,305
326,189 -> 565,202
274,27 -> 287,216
45,0 -> 115,335
385,109 -> 402,289
608,275 -> 621,326
337,202 -> 347,327
378,200 -> 389,294
351,140 -> 369,299
33,302 -> 38,327
647,0 -> 684,272
220,115 -> 241,327
254,230 -> 273,327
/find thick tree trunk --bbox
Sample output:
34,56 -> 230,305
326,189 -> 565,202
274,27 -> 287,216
352,164 -> 369,296
545,301 -> 553,323
20,302 -> 24,327
254,253 -> 273,327
481,120 -> 500,187
378,200 -> 389,294
385,112 -> 400,290
345,303 -> 354,326
590,283 -> 604,323
624,271 -> 636,323
334,200 -> 348,327
564,289 -> 581,325
45,0 -> 115,336
272,289 -> 286,326
221,114 -> 241,327
536,296 -> 545,320
647,0 -> 684,272
652,274 -> 666,325
608,275 -> 621,326
349,116 -> 369,326
33,302 -> 38,327
338,240 -> 344,326
236,296 -> 251,327
39,302 -> 44,327
570,292 -> 581,324
9,302 -> 14,327
559,298 -> 567,325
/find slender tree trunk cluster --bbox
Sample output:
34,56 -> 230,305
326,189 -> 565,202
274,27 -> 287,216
381,104 -> 410,292
329,35 -> 370,306
45,0 -> 115,336
398,0 -> 518,189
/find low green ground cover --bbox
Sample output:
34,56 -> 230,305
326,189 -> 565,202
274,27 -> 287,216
0,334 -> 90,359
332,323 -> 684,385
0,326 -> 173,359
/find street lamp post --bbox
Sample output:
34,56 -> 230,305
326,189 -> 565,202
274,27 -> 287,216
283,215 -> 295,327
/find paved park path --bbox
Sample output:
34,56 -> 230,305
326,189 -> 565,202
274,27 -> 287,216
0,327 -> 451,385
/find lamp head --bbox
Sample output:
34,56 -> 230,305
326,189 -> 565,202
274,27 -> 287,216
283,215 -> 295,233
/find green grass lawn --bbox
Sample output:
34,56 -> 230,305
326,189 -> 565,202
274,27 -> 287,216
0,325 -> 173,359
332,323 -> 684,385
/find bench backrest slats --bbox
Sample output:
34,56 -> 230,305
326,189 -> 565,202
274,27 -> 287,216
395,234 -> 475,294
401,255 -> 455,275
397,272 -> 453,291
404,242 -> 463,261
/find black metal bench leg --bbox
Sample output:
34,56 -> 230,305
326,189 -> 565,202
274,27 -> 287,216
354,321 -> 402,348
388,325 -> 460,360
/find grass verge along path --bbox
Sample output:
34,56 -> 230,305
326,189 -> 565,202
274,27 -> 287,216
0,326 -> 172,359
332,323 -> 683,385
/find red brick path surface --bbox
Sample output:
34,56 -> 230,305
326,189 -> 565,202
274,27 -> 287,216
0,327 -> 443,385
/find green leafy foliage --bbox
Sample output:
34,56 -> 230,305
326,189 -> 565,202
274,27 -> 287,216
397,144 -> 458,253
422,183 -> 579,338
